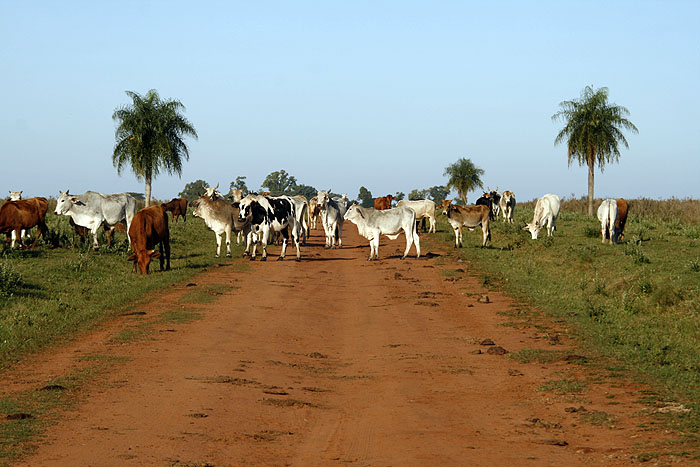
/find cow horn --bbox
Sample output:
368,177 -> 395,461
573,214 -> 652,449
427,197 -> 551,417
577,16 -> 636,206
214,183 -> 219,190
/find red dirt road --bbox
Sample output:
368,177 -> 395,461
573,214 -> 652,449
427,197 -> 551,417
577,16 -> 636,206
5,227 -> 671,465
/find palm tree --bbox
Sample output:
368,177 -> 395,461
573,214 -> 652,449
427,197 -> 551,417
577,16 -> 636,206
112,89 -> 198,206
552,86 -> 638,216
443,157 -> 484,204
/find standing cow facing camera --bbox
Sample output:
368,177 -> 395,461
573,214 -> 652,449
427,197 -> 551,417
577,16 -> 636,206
127,205 -> 170,274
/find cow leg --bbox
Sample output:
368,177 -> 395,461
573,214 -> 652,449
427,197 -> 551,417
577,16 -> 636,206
215,232 -> 222,257
402,227 -> 413,260
164,236 -> 171,270
453,227 -> 460,248
260,227 -> 270,261
91,225 -> 100,250
225,226 -> 232,257
277,228 -> 289,261
414,230 -> 421,258
337,222 -> 343,248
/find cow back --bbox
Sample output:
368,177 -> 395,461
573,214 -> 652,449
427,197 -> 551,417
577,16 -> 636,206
129,205 -> 169,251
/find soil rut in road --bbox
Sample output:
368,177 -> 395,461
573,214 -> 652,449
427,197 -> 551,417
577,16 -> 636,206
4,226 -> 673,465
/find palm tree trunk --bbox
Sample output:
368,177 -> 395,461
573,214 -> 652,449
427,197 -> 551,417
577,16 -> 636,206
145,174 -> 152,207
460,189 -> 467,205
587,161 -> 595,216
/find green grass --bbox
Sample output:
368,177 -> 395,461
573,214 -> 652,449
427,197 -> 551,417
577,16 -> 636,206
431,198 -> 700,455
0,208 -> 245,369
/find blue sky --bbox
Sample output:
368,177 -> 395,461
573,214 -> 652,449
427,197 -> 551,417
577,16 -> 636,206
2,1 -> 698,202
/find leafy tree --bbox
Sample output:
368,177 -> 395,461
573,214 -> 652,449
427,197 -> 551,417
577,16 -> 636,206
261,170 -> 298,195
179,179 -> 209,202
443,157 -> 484,204
394,192 -> 405,202
112,89 -> 198,206
290,184 -> 317,199
229,176 -> 249,197
553,86 -> 638,216
408,189 -> 428,200
357,186 -> 373,208
427,185 -> 450,203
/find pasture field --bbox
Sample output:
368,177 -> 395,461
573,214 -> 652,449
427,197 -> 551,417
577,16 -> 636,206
0,204 -> 243,368
438,197 -> 700,451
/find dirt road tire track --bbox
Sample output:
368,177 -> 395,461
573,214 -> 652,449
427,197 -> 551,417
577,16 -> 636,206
3,226 -> 672,465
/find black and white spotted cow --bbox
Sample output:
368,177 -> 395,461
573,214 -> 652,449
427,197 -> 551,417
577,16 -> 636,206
238,194 -> 302,261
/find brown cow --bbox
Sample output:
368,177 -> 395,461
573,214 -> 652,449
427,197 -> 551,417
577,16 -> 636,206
374,194 -> 394,210
615,198 -> 629,242
161,197 -> 188,223
0,197 -> 48,248
127,205 -> 170,274
441,199 -> 491,248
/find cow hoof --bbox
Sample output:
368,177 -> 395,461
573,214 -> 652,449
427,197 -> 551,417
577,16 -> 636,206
324,245 -> 330,249
226,253 -> 231,257
277,257 -> 284,261
249,257 -> 256,261
260,257 -> 267,262
295,257 -> 301,262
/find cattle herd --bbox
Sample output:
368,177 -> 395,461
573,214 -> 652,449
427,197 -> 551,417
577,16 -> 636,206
0,187 -> 630,273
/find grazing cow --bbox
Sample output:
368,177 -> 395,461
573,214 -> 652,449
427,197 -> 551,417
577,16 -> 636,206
308,197 -> 321,230
238,194 -> 301,261
397,199 -> 437,233
441,200 -> 491,248
343,204 -> 420,260
615,198 -> 629,242
523,194 -> 561,239
192,195 -> 249,257
55,191 -> 136,249
374,194 -> 394,210
317,190 -> 345,249
597,198 -> 619,244
499,190 -> 516,223
0,198 -> 48,248
161,197 -> 188,223
127,205 -> 170,274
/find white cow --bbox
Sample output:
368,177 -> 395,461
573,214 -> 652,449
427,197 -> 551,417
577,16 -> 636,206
192,195 -> 249,257
499,191 -> 516,223
597,198 -> 619,244
55,190 -> 137,249
343,204 -> 420,260
317,190 -> 345,249
396,199 -> 437,233
523,194 -> 561,239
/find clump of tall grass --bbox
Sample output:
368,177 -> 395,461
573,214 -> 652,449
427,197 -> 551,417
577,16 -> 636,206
0,262 -> 23,297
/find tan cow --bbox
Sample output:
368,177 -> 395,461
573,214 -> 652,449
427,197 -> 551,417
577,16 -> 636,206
616,198 -> 629,242
441,200 -> 491,248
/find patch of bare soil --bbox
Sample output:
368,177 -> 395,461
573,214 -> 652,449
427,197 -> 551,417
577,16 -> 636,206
2,226 -> 676,465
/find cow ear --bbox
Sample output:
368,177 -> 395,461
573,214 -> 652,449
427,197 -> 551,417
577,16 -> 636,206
149,250 -> 161,259
522,225 -> 530,231
127,253 -> 137,262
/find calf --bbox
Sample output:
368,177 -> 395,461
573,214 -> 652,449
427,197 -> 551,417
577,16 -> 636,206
127,205 -> 170,274
373,194 -> 394,210
615,198 -> 629,242
441,200 -> 491,248
499,191 -> 516,223
238,194 -> 301,261
161,197 -> 188,223
343,204 -> 420,260
0,198 -> 49,249
396,199 -> 437,233
597,198 -> 619,244
523,194 -> 561,239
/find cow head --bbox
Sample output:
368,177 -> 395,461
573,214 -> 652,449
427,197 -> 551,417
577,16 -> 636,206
343,204 -> 363,222
127,250 -> 161,274
441,199 -> 453,215
317,190 -> 331,209
55,190 -> 77,215
8,191 -> 22,201
204,184 -> 222,200
523,222 -> 542,239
